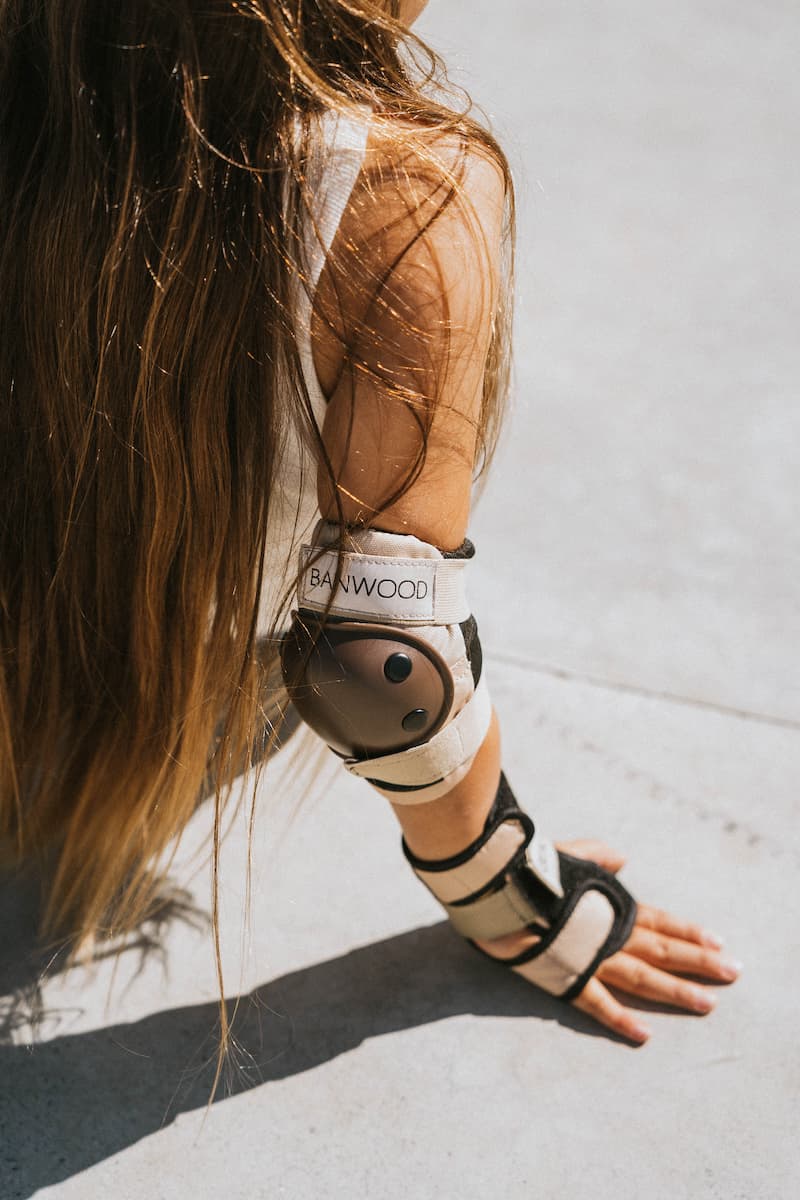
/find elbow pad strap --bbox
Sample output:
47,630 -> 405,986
298,545 -> 470,626
344,674 -> 492,789
281,523 -> 490,804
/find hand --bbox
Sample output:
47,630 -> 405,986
558,839 -> 742,1044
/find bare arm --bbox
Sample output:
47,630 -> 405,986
314,129 -> 505,853
312,128 -> 739,1041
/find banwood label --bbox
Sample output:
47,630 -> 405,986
298,547 -> 439,621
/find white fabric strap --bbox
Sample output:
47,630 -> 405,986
368,754 -> 477,806
413,820 -> 528,904
344,674 -> 492,787
446,878 -> 549,940
512,891 -> 616,996
413,821 -> 565,939
414,816 -> 563,910
297,546 -> 470,625
292,109 -> 370,420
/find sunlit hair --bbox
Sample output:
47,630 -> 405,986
0,0 -> 514,981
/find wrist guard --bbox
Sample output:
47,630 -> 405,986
403,773 -> 637,1000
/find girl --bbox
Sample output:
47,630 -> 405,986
0,0 -> 738,1048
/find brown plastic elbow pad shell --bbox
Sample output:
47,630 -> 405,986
280,615 -> 455,760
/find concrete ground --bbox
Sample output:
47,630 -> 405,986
2,1 -> 799,1196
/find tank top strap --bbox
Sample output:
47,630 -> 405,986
294,108 -> 370,420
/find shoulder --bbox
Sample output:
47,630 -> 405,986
358,115 -> 508,266
314,115 -> 508,362
314,117 -> 512,546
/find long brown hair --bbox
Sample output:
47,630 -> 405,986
0,0 -> 514,966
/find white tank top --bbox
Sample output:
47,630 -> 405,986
256,108 -> 370,636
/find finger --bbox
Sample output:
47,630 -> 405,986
635,903 -> 725,950
625,927 -> 742,983
554,838 -> 626,873
597,951 -> 717,1014
571,976 -> 651,1044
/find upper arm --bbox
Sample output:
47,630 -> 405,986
314,127 -> 507,550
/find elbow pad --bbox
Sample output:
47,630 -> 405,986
280,521 -> 492,803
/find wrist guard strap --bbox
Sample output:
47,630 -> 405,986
403,774 -> 637,1000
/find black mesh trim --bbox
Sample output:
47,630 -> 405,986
459,615 -> 483,688
441,539 -> 475,560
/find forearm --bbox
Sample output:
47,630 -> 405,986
390,710 -> 501,859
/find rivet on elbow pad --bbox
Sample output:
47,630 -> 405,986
281,616 -> 455,760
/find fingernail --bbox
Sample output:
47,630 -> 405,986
692,989 -> 717,1013
631,1023 -> 652,1043
703,930 -> 725,949
720,957 -> 743,981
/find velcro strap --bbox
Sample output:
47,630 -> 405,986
511,891 -> 616,996
413,819 -> 529,904
445,877 -> 548,939
297,546 -> 470,625
526,829 -> 564,898
431,827 -> 564,939
368,756 -> 478,806
344,674 -> 492,787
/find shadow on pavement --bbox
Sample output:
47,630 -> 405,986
0,889 -> 610,1199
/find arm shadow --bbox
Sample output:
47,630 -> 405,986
0,868 -> 615,1200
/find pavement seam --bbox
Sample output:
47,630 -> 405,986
488,652 -> 800,733
523,708 -> 796,866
